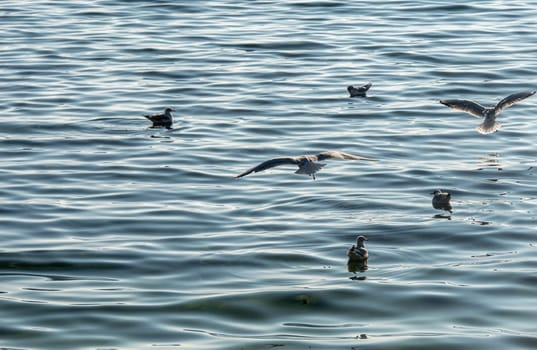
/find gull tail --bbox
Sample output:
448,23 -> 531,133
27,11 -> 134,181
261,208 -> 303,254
295,163 -> 326,176
476,120 -> 501,134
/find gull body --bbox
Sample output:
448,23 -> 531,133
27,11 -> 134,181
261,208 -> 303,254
347,82 -> 372,97
235,151 -> 376,180
347,235 -> 368,263
144,107 -> 175,129
431,189 -> 452,213
440,90 -> 535,134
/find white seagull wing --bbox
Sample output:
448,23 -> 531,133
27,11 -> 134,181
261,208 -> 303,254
440,99 -> 486,118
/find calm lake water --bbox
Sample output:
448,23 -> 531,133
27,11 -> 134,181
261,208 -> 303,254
1,1 -> 537,349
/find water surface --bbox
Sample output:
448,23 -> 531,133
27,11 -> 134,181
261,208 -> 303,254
1,1 -> 537,349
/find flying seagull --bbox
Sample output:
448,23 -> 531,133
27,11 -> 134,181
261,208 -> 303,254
347,82 -> 372,97
235,151 -> 376,180
440,90 -> 535,134
144,107 -> 175,129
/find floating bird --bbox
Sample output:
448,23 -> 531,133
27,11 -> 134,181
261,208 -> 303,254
347,235 -> 368,263
144,107 -> 175,129
347,82 -> 372,97
431,189 -> 452,213
235,151 -> 376,180
440,90 -> 535,134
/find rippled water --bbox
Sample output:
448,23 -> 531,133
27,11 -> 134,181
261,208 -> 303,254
2,1 -> 537,349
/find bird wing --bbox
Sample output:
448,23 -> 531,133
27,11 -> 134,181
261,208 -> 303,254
495,90 -> 536,113
235,157 -> 298,178
145,113 -> 165,122
360,82 -> 372,92
439,99 -> 486,118
315,151 -> 376,161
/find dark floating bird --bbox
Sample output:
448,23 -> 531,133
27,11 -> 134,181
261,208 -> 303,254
235,151 -> 376,180
347,82 -> 372,97
347,235 -> 368,263
144,107 -> 175,129
440,90 -> 535,134
431,189 -> 452,213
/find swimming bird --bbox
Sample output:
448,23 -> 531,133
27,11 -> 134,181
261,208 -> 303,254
440,90 -> 535,134
235,151 -> 376,180
431,189 -> 452,213
144,107 -> 175,129
347,235 -> 368,263
347,82 -> 372,97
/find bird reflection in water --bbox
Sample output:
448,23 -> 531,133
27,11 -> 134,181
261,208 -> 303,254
478,152 -> 502,171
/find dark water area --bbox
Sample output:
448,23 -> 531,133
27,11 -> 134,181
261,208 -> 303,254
1,1 -> 537,349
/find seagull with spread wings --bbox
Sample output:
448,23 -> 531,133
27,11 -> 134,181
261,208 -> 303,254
440,90 -> 535,134
235,151 -> 376,180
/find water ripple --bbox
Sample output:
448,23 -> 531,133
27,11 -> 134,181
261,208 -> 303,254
1,0 -> 537,349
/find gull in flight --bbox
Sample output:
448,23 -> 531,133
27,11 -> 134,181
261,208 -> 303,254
144,107 -> 175,129
235,151 -> 376,180
347,82 -> 372,97
440,90 -> 535,134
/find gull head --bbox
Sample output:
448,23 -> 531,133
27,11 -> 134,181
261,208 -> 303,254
356,235 -> 368,246
483,108 -> 496,119
431,190 -> 451,201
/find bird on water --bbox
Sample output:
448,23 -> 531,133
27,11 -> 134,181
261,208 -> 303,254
347,82 -> 372,97
144,107 -> 175,129
235,151 -> 376,180
431,189 -> 452,213
347,235 -> 368,263
440,90 -> 535,134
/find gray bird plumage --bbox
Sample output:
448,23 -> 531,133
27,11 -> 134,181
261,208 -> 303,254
235,151 -> 376,180
440,90 -> 535,134
347,82 -> 372,97
144,107 -> 175,129
347,235 -> 368,262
